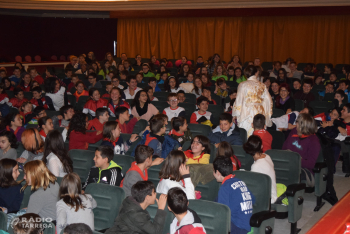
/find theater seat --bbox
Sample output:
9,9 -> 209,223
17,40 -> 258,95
16,142 -> 25,158
178,102 -> 196,122
294,99 -> 304,112
208,104 -> 224,126
153,92 -> 168,99
188,123 -> 212,137
231,145 -> 254,170
272,108 -> 285,118
82,183 -> 126,232
238,127 -> 247,143
112,155 -> 135,175
151,101 -> 168,113
267,130 -> 285,150
75,96 -> 89,111
132,119 -> 148,134
20,181 -> 32,210
148,162 -> 163,187
26,124 -> 38,129
67,94 -> 76,107
184,93 -> 196,104
309,101 -> 334,115
69,149 -> 95,182
0,211 -> 7,231
23,92 -> 33,100
46,110 -> 60,118
266,149 -> 306,234
195,179 -> 220,202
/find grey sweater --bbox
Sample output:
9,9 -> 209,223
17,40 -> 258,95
0,148 -> 17,160
122,171 -> 144,197
27,182 -> 59,220
56,194 -> 97,234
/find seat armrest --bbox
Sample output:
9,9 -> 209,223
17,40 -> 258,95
250,210 -> 277,227
286,183 -> 306,197
313,162 -> 327,173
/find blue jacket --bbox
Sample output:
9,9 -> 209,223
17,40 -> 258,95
0,184 -> 24,213
208,125 -> 243,145
218,177 -> 255,232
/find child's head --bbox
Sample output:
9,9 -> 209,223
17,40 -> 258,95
75,81 -> 85,93
89,88 -> 100,101
31,81 -> 39,89
196,96 -> 209,112
167,93 -> 179,109
68,113 -> 86,136
38,116 -> 53,133
32,86 -> 43,100
131,181 -> 156,205
227,66 -> 235,76
23,160 -> 55,190
127,76 -> 137,89
339,80 -> 349,91
14,88 -> 24,100
216,141 -> 240,170
33,106 -> 47,119
94,145 -> 114,168
216,78 -> 227,90
252,114 -> 266,130
160,72 -> 168,81
200,74 -> 209,85
154,113 -> 169,126
87,73 -> 97,85
243,135 -> 263,156
115,106 -> 130,121
22,73 -> 32,85
6,113 -> 22,128
65,68 -> 73,78
335,90 -> 345,103
177,91 -> 185,103
219,113 -> 233,132
110,87 -> 122,103
133,90 -> 150,106
171,117 -> 188,133
302,79 -> 313,94
190,135 -> 210,156
111,77 -> 120,87
329,73 -> 337,82
213,156 -> 233,181
187,72 -> 194,83
228,89 -> 237,100
150,116 -> 166,135
120,70 -> 129,81
105,83 -> 113,94
0,131 -> 17,152
103,121 -> 121,141
300,106 -> 314,116
293,79 -> 301,90
325,82 -> 334,93
71,74 -> 79,84
167,187 -> 188,215
0,158 -> 20,187
59,173 -> 84,210
60,105 -> 75,120
134,145 -> 154,168
96,108 -> 109,123
159,150 -> 186,182
144,86 -> 154,100
202,87 -> 211,99
330,108 -> 341,121
142,63 -> 151,73
148,77 -> 157,88
20,102 -> 33,113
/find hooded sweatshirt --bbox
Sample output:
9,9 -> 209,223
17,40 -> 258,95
170,209 -> 206,234
208,125 -> 243,145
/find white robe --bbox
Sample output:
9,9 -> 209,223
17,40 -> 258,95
232,75 -> 273,137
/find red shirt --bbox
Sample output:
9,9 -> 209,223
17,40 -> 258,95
87,118 -> 105,131
69,131 -> 103,150
253,129 -> 272,152
117,117 -> 138,134
9,97 -> 28,109
33,75 -> 44,85
73,90 -> 89,102
102,93 -> 110,99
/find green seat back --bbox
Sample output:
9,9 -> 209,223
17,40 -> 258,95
266,149 -> 301,186
238,127 -> 247,143
0,211 -> 7,231
188,123 -> 212,137
148,163 -> 163,187
87,139 -> 102,151
316,63 -> 330,73
100,80 -> 110,87
67,94 -> 76,107
112,155 -> 135,175
178,103 -> 196,122
132,119 -> 148,134
108,116 -> 116,121
272,108 -> 285,118
16,142 -> 25,158
232,171 -> 271,213
267,130 -> 285,150
195,179 -> 220,202
231,145 -> 253,170
211,94 -> 222,106
46,110 -> 60,118
151,101 -> 168,113
309,101 -> 334,115
76,96 -> 89,111
184,93 -> 196,104
56,177 -> 63,185
262,62 -> 273,71
69,149 -> 95,182
20,181 -> 32,209
85,183 -> 125,231
6,90 -> 14,99
26,124 -> 38,129
294,99 -> 304,111
137,83 -> 147,89
77,74 -> 86,80
125,99 -> 133,106
297,63 -> 308,71
121,133 -> 141,155
323,93 -> 335,102
208,105 -> 224,126
23,92 -> 33,100
153,92 -> 169,99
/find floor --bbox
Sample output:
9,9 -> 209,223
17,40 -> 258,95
273,162 -> 349,234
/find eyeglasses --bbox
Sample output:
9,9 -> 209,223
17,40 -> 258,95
169,99 -> 178,102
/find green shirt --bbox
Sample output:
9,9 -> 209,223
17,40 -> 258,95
143,72 -> 155,78
212,75 -> 228,81
155,73 -> 170,80
236,76 -> 247,83
98,69 -> 109,80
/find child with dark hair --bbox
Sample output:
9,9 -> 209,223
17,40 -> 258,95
131,90 -> 159,121
208,113 -> 242,146
157,150 -> 195,199
38,116 -> 54,140
27,106 -> 47,125
163,93 -> 186,121
124,76 -> 142,99
144,86 -> 159,101
143,116 -> 167,157
177,90 -> 186,103
121,145 -> 163,196
252,114 -> 272,152
115,106 -> 139,134
52,105 -> 75,128
0,113 -> 25,142
102,82 -> 113,99
243,135 -> 277,203
167,187 -> 206,234
169,117 -> 192,146
83,88 -> 108,117
9,88 -> 28,109
216,141 -> 241,171
19,101 -> 34,126
184,135 -> 210,164
213,156 -> 254,234
165,76 -> 185,93
67,74 -> 79,92
45,77 -> 68,111
87,108 -> 109,131
334,89 -> 346,108
57,173 -> 97,234
31,86 -> 54,110
214,78 -> 231,105
0,83 -> 11,117
105,181 -> 167,234
201,87 -> 217,105
68,113 -> 103,150
73,81 -> 89,102
190,96 -> 213,125
83,145 -> 123,189
148,77 -> 161,92
108,87 -> 130,117
293,79 -> 315,107
0,131 -> 18,160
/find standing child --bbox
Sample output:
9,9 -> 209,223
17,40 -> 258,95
73,81 -> 89,102
121,145 -> 163,197
163,93 -> 186,121
57,173 -> 97,234
0,131 -> 18,160
82,145 -> 123,189
83,88 -> 108,117
190,96 -> 213,125
87,108 -> 109,131
184,135 -> 210,164
9,88 -> 28,109
169,117 -> 193,146
252,114 -> 272,153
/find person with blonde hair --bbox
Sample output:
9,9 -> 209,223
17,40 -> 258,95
23,160 -> 58,220
17,128 -> 45,164
56,173 -> 97,234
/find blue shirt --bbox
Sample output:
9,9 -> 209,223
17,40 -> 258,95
9,75 -> 20,85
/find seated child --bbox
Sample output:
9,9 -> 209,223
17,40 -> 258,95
177,90 -> 186,103
157,71 -> 168,85
208,113 -> 242,146
107,87 -> 130,117
73,81 -> 89,102
87,108 -> 109,131
28,67 -> 44,84
190,96 -> 213,125
163,93 -> 186,121
102,82 -> 113,99
0,83 -> 11,117
52,105 -> 75,128
225,89 -> 237,111
19,102 -> 34,126
148,77 -> 161,92
38,116 -> 54,140
120,70 -> 129,81
216,141 -> 241,170
157,150 -> 196,199
167,187 -> 206,234
316,108 -> 344,138
106,181 -> 167,234
82,145 -> 123,189
334,90 -> 346,108
184,135 -> 210,164
31,86 -> 54,110
121,145 -> 163,197
9,88 -> 28,109
213,156 -> 254,234
67,74 -> 79,93
115,106 -> 138,134
83,88 -> 108,117
169,117 -> 193,146
243,135 -> 277,203
0,131 -> 18,160
144,86 -> 158,101
27,106 -> 47,125
63,68 -> 73,87
202,87 -> 217,105
111,76 -> 124,89
252,114 -> 272,153
270,107 -> 314,132
214,78 -> 231,105
1,113 -> 25,142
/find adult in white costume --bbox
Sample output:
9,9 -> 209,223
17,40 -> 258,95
232,65 -> 273,136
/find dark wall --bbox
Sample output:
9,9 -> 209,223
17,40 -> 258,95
0,15 -> 118,62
